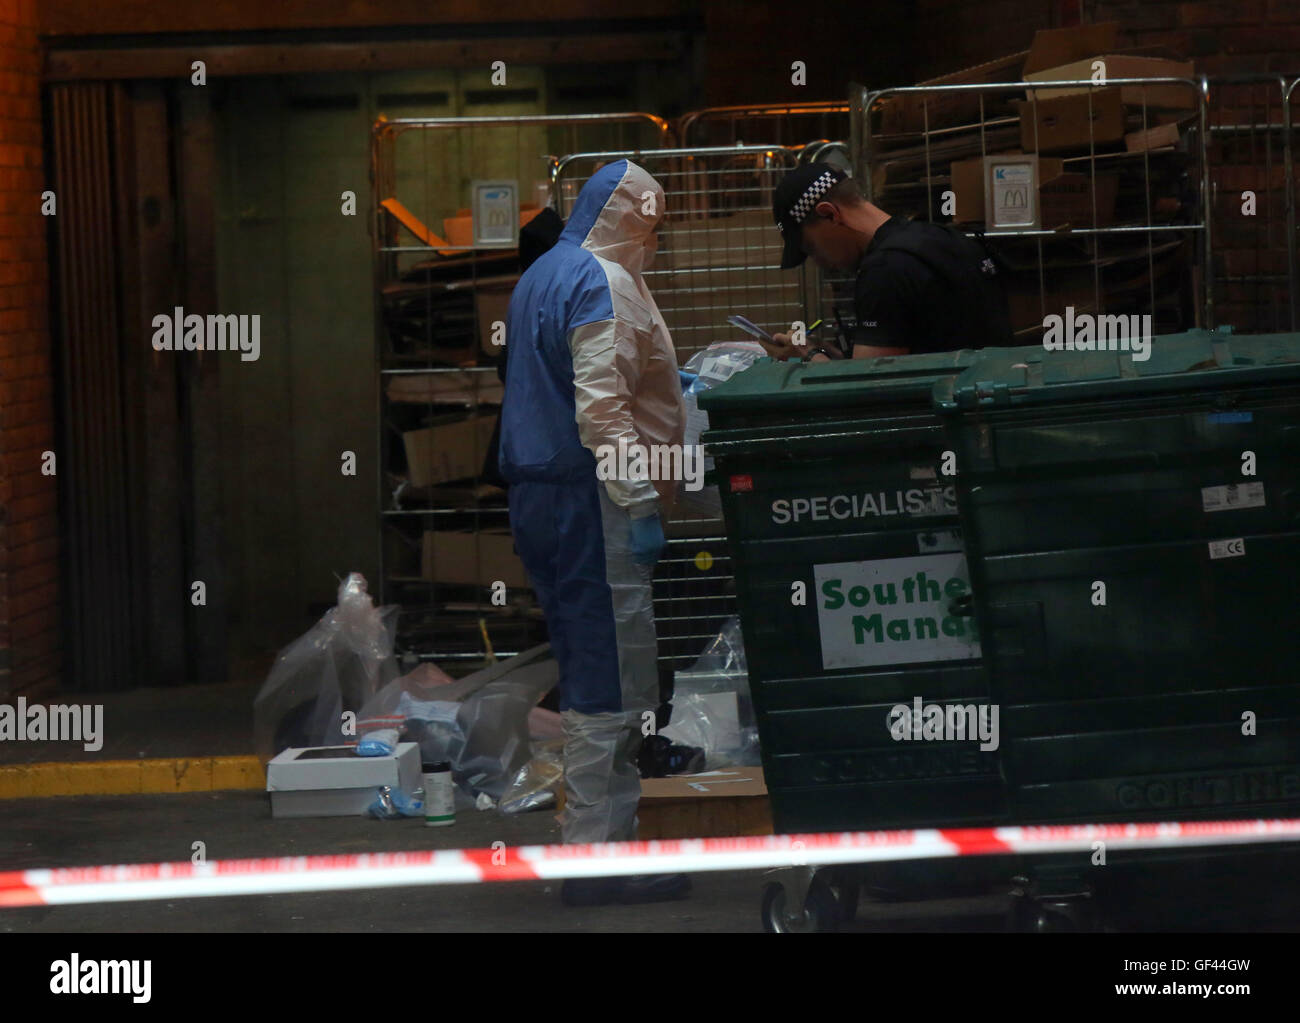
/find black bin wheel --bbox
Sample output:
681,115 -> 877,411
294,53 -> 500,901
825,870 -> 861,922
761,879 -> 841,933
1009,894 -> 1097,933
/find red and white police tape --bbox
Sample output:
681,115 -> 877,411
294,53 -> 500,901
2,819 -> 1299,907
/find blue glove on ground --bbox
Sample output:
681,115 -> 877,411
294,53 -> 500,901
629,512 -> 666,566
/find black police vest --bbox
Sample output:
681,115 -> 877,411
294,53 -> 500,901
864,221 -> 1015,352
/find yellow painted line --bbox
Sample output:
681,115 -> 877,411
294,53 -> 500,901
0,756 -> 266,799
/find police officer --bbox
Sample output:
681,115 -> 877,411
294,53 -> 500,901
763,163 -> 1013,363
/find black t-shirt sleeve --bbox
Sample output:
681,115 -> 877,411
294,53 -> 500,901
851,253 -> 928,351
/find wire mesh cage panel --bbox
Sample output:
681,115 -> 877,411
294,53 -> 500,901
552,144 -> 815,671
1204,75 -> 1297,333
678,101 -> 850,149
553,144 -> 806,362
854,74 -> 1211,344
371,112 -> 670,669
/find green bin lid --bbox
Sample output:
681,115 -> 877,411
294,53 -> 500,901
934,329 -> 1300,412
696,349 -> 981,416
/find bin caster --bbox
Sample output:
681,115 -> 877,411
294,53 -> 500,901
823,868 -> 861,923
1008,877 -> 1098,932
761,878 -> 841,933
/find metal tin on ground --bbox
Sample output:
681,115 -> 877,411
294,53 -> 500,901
422,762 -> 455,827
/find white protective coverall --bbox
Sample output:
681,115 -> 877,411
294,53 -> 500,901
499,159 -> 686,843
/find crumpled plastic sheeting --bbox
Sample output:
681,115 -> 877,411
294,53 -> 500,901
660,616 -> 762,769
678,341 -> 768,517
359,662 -> 563,746
356,643 -> 560,803
499,739 -> 564,814
253,573 -> 399,760
456,655 -> 559,801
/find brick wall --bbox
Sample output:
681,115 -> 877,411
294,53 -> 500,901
1087,0 -> 1299,72
702,1 -> 912,107
916,0 -> 1300,77
1088,1 -> 1300,332
914,0 -> 1060,79
0,0 -> 59,698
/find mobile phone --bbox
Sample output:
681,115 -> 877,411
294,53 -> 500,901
726,314 -> 774,342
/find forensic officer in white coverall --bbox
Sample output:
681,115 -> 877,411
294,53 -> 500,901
499,160 -> 691,906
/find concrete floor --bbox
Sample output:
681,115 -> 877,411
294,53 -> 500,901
0,790 -> 1003,933
3,790 -> 1298,932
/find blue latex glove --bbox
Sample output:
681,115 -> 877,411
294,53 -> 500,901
678,370 -> 698,392
629,512 -> 666,566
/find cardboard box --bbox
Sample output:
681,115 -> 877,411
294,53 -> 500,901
1125,121 -> 1182,153
951,153 -> 1057,227
1023,21 -> 1121,76
949,156 -> 990,224
1026,54 -> 1196,110
1017,88 -> 1126,152
949,154 -> 1116,229
266,743 -> 422,818
638,768 -> 772,839
878,51 -> 1028,134
422,529 -> 530,588
1040,170 -> 1119,230
639,767 -> 768,799
403,414 -> 497,487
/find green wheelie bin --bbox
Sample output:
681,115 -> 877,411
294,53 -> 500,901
698,352 -> 1003,929
931,329 -> 1300,927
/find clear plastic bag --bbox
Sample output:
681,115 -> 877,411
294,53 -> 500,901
660,616 -> 762,768
367,784 -> 424,819
455,654 -> 558,801
678,341 -> 768,517
355,643 -> 560,803
498,739 -> 564,814
690,614 -> 747,676
253,573 -> 399,760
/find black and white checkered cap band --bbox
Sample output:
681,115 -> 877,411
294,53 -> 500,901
789,170 -> 839,225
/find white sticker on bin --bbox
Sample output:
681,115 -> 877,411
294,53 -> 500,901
1208,538 -> 1246,560
917,529 -> 964,554
1202,482 -> 1265,513
813,552 -> 980,670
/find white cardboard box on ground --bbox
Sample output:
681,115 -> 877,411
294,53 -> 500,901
266,742 -> 422,818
